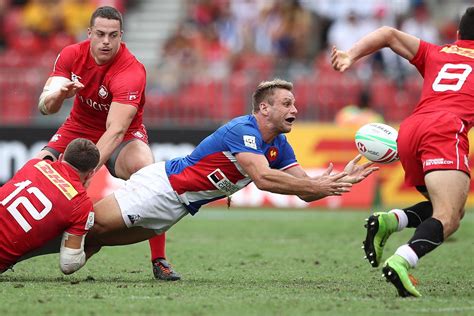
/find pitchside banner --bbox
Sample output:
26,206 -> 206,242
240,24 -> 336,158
1,125 -> 473,209
0,125 -> 207,187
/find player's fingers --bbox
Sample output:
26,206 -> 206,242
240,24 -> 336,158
352,154 -> 362,164
331,172 -> 348,181
363,167 -> 379,176
323,163 -> 334,175
360,161 -> 375,169
74,82 -> 85,89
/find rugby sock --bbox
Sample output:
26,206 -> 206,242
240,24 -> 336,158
403,201 -> 433,228
407,217 -> 444,261
389,209 -> 408,231
395,244 -> 419,268
149,233 -> 167,262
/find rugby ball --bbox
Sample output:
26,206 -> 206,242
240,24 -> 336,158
354,123 -> 399,164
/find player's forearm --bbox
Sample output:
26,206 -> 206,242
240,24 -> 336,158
95,128 -> 126,168
38,91 -> 67,115
59,233 -> 86,274
347,26 -> 394,63
253,169 -> 323,196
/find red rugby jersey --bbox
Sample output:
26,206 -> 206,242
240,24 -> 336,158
0,159 -> 94,270
410,40 -> 474,129
50,40 -> 146,132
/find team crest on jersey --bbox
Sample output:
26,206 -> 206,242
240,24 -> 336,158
243,135 -> 257,150
71,72 -> 81,82
266,147 -> 279,162
98,85 -> 109,99
128,91 -> 139,101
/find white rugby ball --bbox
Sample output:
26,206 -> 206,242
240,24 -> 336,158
354,123 -> 399,164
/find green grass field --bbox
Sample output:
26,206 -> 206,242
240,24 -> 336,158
1,209 -> 473,316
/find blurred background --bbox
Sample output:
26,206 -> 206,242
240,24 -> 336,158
0,0 -> 472,127
1,0 -> 474,209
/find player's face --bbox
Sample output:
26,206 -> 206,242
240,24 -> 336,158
268,88 -> 297,133
88,17 -> 123,65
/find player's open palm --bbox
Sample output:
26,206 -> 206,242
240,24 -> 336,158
342,154 -> 379,184
313,165 -> 352,197
331,46 -> 352,72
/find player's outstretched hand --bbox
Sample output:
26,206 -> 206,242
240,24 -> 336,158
314,166 -> 352,197
61,81 -> 85,98
331,46 -> 353,72
342,154 -> 379,184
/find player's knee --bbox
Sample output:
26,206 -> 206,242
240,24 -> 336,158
438,214 -> 461,237
460,208 -> 466,220
120,155 -> 152,177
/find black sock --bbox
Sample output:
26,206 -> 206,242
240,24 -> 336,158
403,201 -> 433,228
408,218 -> 444,259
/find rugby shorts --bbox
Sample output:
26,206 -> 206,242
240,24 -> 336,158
398,111 -> 470,187
45,120 -> 149,154
114,162 -> 189,233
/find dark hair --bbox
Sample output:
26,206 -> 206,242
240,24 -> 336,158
90,6 -> 123,30
252,79 -> 293,113
459,7 -> 474,40
63,138 -> 100,173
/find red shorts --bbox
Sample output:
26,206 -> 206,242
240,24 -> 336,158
398,111 -> 470,187
45,120 -> 149,154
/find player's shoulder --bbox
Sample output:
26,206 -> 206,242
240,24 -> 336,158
108,44 -> 145,80
59,40 -> 88,57
224,115 -> 259,133
117,43 -> 145,69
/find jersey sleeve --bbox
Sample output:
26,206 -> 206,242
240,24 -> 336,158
50,45 -> 76,79
274,135 -> 298,170
65,196 -> 94,236
223,123 -> 264,155
109,63 -> 146,108
410,40 -> 432,76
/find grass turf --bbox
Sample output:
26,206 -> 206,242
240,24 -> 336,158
1,209 -> 473,315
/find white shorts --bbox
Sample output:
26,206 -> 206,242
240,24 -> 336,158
114,161 -> 189,234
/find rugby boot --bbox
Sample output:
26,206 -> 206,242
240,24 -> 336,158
362,212 -> 398,267
152,258 -> 181,281
382,254 -> 421,297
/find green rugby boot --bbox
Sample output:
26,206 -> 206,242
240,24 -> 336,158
362,212 -> 398,267
382,254 -> 421,297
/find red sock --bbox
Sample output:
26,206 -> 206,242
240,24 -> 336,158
149,233 -> 166,262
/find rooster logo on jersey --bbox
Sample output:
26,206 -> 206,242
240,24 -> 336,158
266,147 -> 279,162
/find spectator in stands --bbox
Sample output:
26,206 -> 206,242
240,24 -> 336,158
0,0 -> 7,50
22,0 -> 63,37
334,90 -> 384,126
398,1 -> 440,78
61,0 -> 95,40
151,22 -> 201,93
194,24 -> 231,80
272,0 -> 313,60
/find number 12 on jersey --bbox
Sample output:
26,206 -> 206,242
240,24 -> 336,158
1,180 -> 53,232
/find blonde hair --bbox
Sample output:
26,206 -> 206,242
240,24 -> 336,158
252,79 -> 293,113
